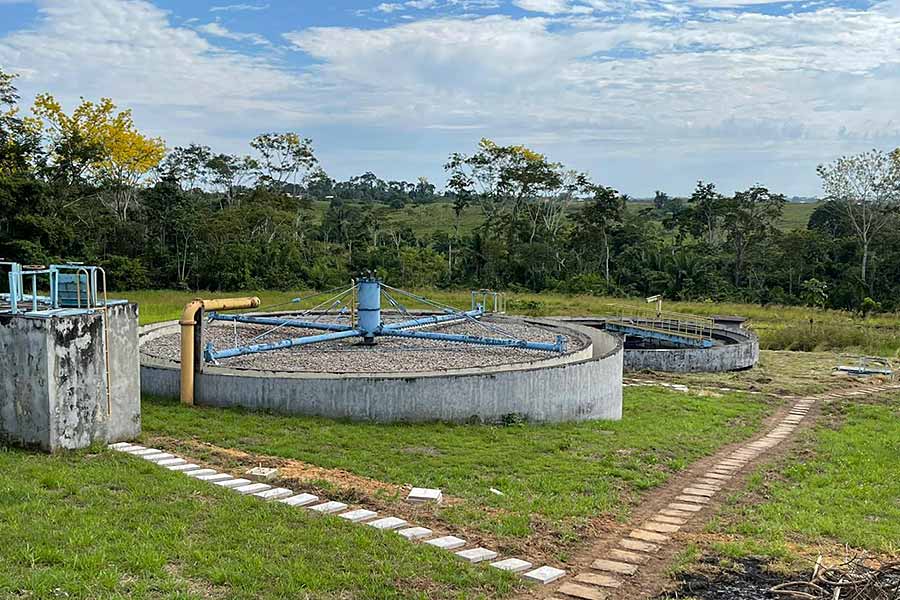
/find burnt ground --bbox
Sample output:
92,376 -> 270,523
655,557 -> 788,600
657,556 -> 900,600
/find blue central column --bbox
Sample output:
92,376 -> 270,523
356,278 -> 382,344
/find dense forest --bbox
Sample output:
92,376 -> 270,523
2,68 -> 899,311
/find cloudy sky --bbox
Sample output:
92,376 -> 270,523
1,0 -> 898,197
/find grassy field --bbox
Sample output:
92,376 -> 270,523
307,199 -> 820,239
0,447 -> 518,600
625,200 -> 819,232
120,288 -> 900,358
142,388 -> 771,558
707,395 -> 900,565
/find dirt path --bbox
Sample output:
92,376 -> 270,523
528,382 -> 900,600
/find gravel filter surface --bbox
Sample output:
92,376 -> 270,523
141,314 -> 587,373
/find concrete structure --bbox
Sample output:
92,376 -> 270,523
139,316 -> 624,424
557,317 -> 758,373
0,303 -> 140,451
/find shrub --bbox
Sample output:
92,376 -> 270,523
102,255 -> 151,290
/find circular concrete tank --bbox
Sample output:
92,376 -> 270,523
139,314 -> 624,424
554,317 -> 759,373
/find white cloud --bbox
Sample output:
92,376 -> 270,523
282,3 -> 900,192
196,21 -> 269,45
513,0 -> 574,13
0,0 -> 310,152
209,3 -> 269,12
2,0 -> 899,194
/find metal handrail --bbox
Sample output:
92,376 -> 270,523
604,303 -> 715,341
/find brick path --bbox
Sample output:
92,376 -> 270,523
545,383 -> 900,600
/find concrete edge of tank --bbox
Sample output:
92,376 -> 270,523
552,316 -> 759,373
138,315 -> 623,423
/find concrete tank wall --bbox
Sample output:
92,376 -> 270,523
140,318 -> 624,424
0,303 -> 141,451
557,317 -> 759,373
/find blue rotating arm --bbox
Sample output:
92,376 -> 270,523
379,329 -> 565,353
205,328 -> 362,362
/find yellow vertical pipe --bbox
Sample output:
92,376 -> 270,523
180,296 -> 260,406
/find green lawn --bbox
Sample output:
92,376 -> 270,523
709,395 -> 900,563
0,447 -> 518,600
143,388 -> 771,555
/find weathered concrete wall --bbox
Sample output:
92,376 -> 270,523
557,317 -> 759,373
0,316 -> 52,449
0,303 -> 141,451
140,318 -> 623,424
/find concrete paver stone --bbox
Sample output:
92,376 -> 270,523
455,547 -> 498,563
490,558 -> 533,573
368,517 -> 408,530
591,559 -> 638,575
523,566 -> 566,584
338,509 -> 378,522
425,536 -> 466,550
254,487 -> 294,501
558,583 -> 608,599
233,483 -> 272,495
397,527 -> 432,540
280,493 -> 319,507
308,501 -> 348,514
214,478 -> 251,488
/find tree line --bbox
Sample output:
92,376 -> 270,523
1,69 -> 899,311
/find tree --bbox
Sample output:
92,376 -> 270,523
250,132 -> 317,188
721,186 -> 786,287
30,94 -> 165,220
800,278 -> 828,308
684,181 -> 726,245
0,69 -> 22,147
818,149 -> 900,294
0,69 -> 39,176
573,184 -> 625,283
444,138 -> 564,227
207,153 -> 258,207
160,144 -> 212,191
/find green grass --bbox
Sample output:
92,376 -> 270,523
121,288 -> 900,358
143,388 -> 771,550
625,200 -> 820,232
778,202 -> 821,231
0,446 -> 518,600
711,396 -> 900,562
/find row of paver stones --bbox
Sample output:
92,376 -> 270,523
551,396 -> 818,600
106,442 -> 566,586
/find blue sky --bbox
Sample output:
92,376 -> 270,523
1,0 -> 899,197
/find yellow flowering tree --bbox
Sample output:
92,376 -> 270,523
30,94 -> 165,220
445,137 -> 570,225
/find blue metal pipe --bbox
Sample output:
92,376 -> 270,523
380,329 -> 566,353
205,328 -> 362,361
209,313 -> 353,333
357,279 -> 382,339
384,308 -> 484,331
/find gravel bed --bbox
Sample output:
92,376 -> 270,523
141,314 -> 587,373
